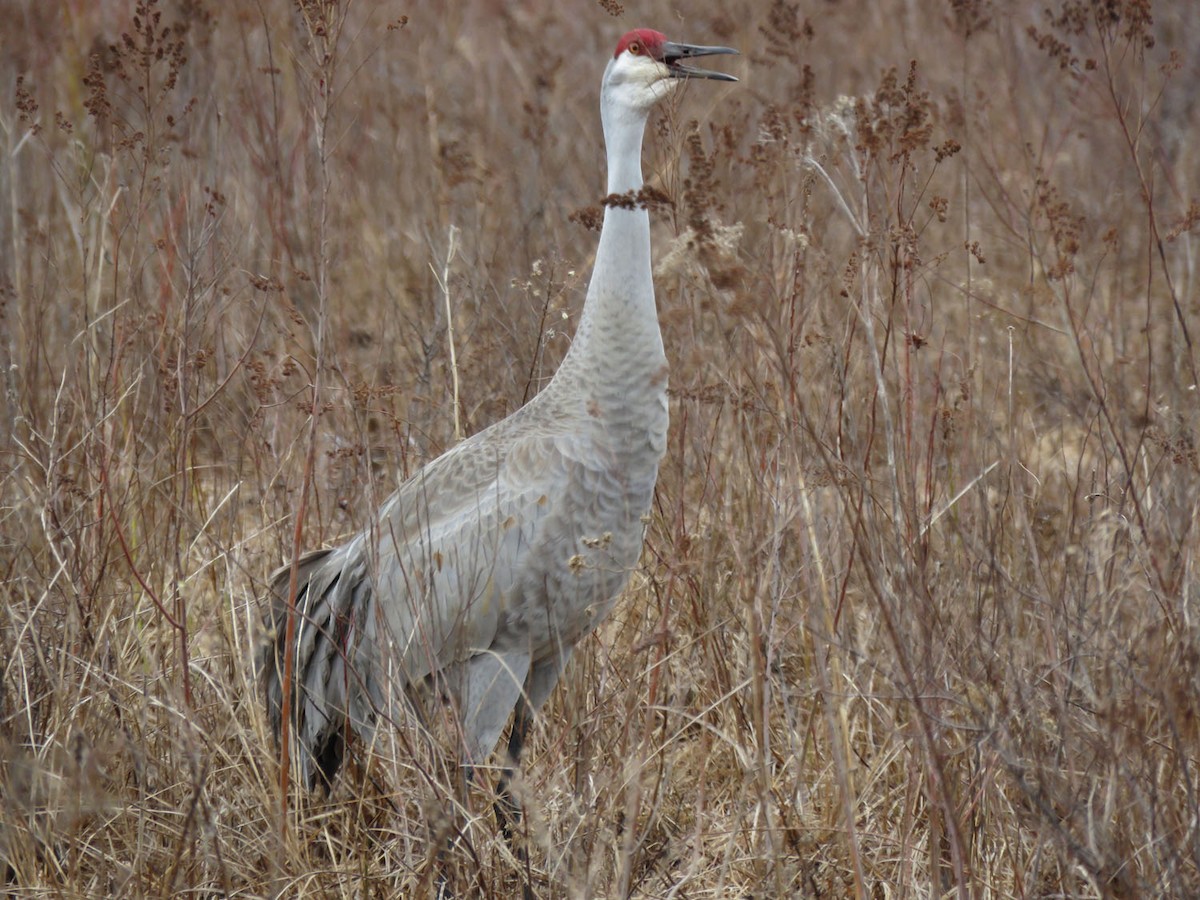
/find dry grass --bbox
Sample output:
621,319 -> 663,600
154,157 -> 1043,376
2,0 -> 1198,896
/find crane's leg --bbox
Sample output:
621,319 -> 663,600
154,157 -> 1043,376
458,650 -> 530,768
429,651 -> 538,897
494,697 -> 533,839
491,698 -> 536,900
493,648 -> 570,835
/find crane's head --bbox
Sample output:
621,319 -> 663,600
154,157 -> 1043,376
603,28 -> 738,114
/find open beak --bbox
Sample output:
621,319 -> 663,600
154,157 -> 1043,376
661,42 -> 739,82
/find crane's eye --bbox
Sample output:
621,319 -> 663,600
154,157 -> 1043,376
627,41 -> 641,55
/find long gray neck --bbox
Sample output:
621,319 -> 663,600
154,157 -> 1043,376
551,79 -> 666,400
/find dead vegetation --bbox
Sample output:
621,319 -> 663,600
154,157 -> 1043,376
1,0 -> 1197,896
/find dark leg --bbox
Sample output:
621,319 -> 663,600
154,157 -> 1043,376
493,701 -> 535,899
494,699 -> 531,837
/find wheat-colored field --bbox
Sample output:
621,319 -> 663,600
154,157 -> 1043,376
1,0 -> 1197,896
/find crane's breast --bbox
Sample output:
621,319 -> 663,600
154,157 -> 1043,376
361,394 -> 668,684
491,419 -> 664,660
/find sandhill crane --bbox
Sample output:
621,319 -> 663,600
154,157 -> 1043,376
264,28 -> 737,793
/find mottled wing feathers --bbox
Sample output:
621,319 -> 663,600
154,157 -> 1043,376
264,414 -> 581,785
369,422 -> 574,682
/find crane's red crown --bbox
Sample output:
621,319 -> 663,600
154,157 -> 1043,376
614,29 -> 668,60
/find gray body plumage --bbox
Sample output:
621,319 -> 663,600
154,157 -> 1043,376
263,29 -> 735,789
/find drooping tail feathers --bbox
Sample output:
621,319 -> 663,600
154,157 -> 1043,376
261,546 -> 361,790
